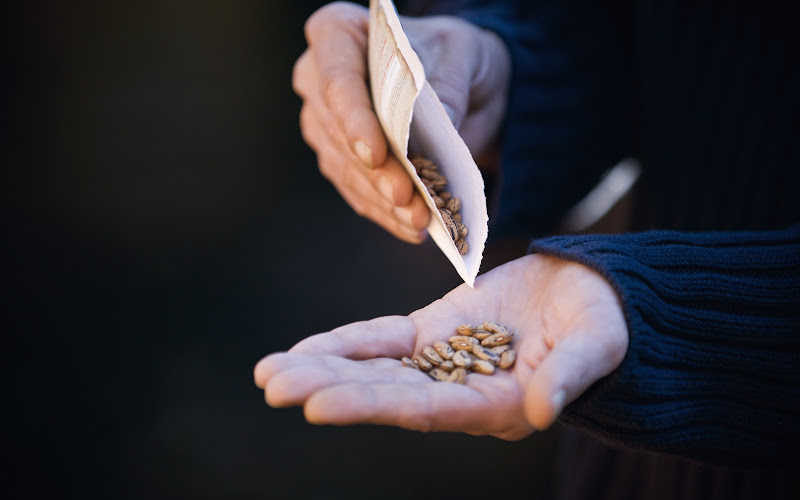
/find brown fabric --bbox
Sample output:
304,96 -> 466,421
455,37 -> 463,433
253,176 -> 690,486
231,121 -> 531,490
553,426 -> 799,500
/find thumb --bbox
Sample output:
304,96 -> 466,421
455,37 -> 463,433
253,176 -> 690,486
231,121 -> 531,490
427,71 -> 470,131
410,20 -> 509,140
439,100 -> 464,131
523,329 -> 628,430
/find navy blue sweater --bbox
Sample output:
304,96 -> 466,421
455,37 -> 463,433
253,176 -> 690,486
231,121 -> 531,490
403,0 -> 800,467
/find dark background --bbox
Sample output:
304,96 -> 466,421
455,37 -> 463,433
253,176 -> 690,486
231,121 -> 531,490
7,1 -> 555,498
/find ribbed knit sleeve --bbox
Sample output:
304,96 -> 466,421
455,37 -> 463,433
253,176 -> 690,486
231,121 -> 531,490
406,1 -> 635,237
529,225 -> 800,466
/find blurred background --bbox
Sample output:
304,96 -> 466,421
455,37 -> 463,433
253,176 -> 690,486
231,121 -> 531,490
7,1 -> 555,498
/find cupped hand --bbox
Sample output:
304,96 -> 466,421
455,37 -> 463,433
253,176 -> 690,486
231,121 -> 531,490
254,254 -> 628,440
293,2 -> 511,244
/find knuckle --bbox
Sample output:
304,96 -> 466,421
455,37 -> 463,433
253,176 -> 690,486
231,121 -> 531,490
351,199 -> 368,218
299,104 -> 310,128
342,105 -> 372,135
291,52 -> 311,96
317,157 -> 337,181
337,157 -> 359,187
298,107 -> 319,149
321,70 -> 354,110
299,105 -> 311,132
305,2 -> 353,43
304,9 -> 328,44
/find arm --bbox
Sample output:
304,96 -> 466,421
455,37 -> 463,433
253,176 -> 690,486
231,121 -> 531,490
254,224 -> 799,467
530,224 -> 800,465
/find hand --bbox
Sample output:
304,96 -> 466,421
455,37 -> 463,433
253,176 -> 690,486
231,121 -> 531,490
293,2 -> 511,243
254,254 -> 628,439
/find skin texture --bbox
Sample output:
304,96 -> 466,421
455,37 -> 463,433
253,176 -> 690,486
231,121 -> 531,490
255,254 -> 629,439
293,2 -> 511,243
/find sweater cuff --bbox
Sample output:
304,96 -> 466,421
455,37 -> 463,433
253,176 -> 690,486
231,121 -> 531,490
528,235 -> 650,452
527,229 -> 800,465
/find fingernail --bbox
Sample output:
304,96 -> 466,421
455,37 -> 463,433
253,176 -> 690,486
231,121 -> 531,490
377,176 -> 394,202
551,389 -> 566,416
353,140 -> 372,168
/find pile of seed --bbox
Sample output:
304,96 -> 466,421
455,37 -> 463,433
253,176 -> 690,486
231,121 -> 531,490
401,322 -> 516,383
409,156 -> 468,255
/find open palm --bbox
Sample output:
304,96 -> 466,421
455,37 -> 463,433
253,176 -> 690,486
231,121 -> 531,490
254,254 -> 628,440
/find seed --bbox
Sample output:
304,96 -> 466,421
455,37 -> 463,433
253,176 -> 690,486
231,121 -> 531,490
481,322 -> 510,335
452,350 -> 474,369
471,359 -> 495,375
422,346 -> 444,366
413,354 -> 433,372
449,335 -> 479,351
410,156 -> 434,170
446,197 -> 461,213
401,321 -> 513,382
490,345 -> 511,355
448,368 -> 467,384
481,332 -> 513,347
439,209 -> 459,240
409,156 -> 467,254
428,368 -> 450,382
419,168 -> 440,180
401,356 -> 418,369
455,324 -> 473,336
433,341 -> 455,360
472,344 -> 501,365
471,329 -> 492,341
499,350 -> 516,369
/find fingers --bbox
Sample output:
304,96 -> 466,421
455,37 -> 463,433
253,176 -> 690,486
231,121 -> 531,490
257,353 -> 430,407
305,3 -> 387,168
398,16 -> 511,159
372,155 -> 415,207
300,102 -> 427,242
392,192 -> 430,230
252,311 -> 514,434
304,380 -> 494,433
337,181 -> 428,244
297,53 -> 412,205
456,29 -> 511,156
294,5 -> 430,241
523,328 -> 628,430
300,93 -> 415,208
290,315 -> 418,358
254,315 -> 418,389
257,352 -> 502,434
